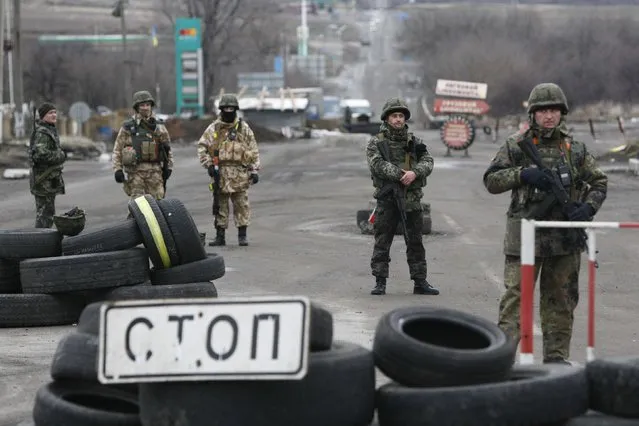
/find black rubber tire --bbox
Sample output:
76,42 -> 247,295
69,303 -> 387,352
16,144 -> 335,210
50,331 -> 138,395
0,258 -> 21,293
157,198 -> 207,265
376,365 -> 588,426
127,194 -> 180,269
587,356 -> 639,418
61,219 -> 143,255
20,248 -> 149,294
310,303 -> 333,351
0,294 -> 85,327
356,209 -> 372,226
139,341 -> 375,426
0,228 -> 62,259
373,306 -> 517,387
33,381 -> 140,426
566,412 -> 639,425
149,254 -> 225,285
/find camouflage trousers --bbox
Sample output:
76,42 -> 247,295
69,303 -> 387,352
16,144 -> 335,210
371,201 -> 426,280
499,253 -> 580,361
34,194 -> 56,228
124,169 -> 165,201
214,191 -> 250,229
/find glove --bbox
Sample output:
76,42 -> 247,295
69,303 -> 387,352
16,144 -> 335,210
250,172 -> 259,185
520,167 -> 552,191
567,202 -> 595,221
114,170 -> 125,183
208,165 -> 218,178
163,169 -> 172,181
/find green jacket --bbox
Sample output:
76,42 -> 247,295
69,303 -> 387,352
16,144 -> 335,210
366,126 -> 434,211
29,121 -> 66,197
483,130 -> 607,256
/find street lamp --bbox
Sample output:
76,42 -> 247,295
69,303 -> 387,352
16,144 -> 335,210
112,0 -> 131,106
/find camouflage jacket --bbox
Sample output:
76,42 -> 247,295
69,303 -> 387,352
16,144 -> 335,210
197,118 -> 260,193
29,121 -> 66,197
112,113 -> 174,173
365,125 -> 434,212
483,130 -> 607,257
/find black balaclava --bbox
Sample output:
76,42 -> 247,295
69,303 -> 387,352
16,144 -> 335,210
220,109 -> 237,123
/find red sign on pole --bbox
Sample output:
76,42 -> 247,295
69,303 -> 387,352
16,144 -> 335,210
433,98 -> 490,115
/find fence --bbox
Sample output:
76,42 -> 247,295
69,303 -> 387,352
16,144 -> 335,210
519,218 -> 639,365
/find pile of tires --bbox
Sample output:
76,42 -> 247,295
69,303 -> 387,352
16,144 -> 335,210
22,304 -> 639,425
0,195 -> 225,328
357,200 -> 432,235
30,301 -> 381,426
373,306 -> 639,426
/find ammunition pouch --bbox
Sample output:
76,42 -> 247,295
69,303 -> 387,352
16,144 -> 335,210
122,146 -> 137,167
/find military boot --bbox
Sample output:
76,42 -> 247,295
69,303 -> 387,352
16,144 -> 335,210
238,226 -> 249,246
413,279 -> 439,295
371,277 -> 386,295
208,227 -> 226,246
543,358 -> 572,366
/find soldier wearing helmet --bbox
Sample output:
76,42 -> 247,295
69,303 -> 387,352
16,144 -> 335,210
197,94 -> 261,247
365,98 -> 438,296
483,83 -> 608,364
112,90 -> 174,209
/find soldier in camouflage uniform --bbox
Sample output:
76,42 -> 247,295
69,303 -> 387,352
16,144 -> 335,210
112,91 -> 173,205
197,94 -> 260,247
29,102 -> 66,228
366,98 -> 439,296
483,83 -> 608,364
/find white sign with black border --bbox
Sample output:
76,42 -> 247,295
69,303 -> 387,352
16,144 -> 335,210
97,296 -> 310,384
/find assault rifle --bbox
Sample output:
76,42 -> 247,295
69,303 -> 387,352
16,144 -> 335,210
517,137 -> 590,251
160,142 -> 170,192
211,149 -> 221,219
371,139 -> 410,246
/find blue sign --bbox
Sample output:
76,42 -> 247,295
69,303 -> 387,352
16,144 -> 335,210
274,56 -> 283,74
175,17 -> 203,116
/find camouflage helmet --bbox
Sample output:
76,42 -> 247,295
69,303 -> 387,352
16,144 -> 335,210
526,83 -> 568,114
219,94 -> 240,109
132,90 -> 155,109
53,207 -> 86,237
380,98 -> 411,121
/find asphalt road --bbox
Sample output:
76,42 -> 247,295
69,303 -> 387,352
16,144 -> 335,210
1,127 -> 638,424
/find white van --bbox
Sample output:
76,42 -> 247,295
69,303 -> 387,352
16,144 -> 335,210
340,98 -> 374,121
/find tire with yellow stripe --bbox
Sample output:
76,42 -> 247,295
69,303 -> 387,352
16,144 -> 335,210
127,194 -> 179,269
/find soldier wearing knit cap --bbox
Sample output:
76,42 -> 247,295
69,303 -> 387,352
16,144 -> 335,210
29,102 -> 66,228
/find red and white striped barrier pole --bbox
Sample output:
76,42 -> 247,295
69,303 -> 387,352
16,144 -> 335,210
520,219 -> 639,365
519,219 -> 536,365
586,229 -> 596,362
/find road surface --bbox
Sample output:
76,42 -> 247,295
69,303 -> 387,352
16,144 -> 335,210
1,128 -> 638,424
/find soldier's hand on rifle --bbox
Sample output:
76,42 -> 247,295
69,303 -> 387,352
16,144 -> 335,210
400,170 -> 416,186
250,171 -> 259,185
208,165 -> 218,178
114,169 -> 125,183
520,167 -> 551,191
567,202 -> 595,221
163,169 -> 172,181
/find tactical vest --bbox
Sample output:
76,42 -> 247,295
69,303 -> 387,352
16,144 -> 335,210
371,132 -> 424,189
207,119 -> 245,166
516,136 -> 586,218
124,119 -> 161,163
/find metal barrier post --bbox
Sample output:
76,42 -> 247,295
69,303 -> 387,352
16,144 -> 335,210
519,219 -> 536,365
586,229 -> 596,362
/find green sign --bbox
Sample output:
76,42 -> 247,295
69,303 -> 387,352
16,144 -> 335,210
175,17 -> 203,116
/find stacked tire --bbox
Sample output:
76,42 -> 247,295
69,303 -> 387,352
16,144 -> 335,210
372,306 -> 589,426
30,302 -> 380,426
0,229 -> 87,328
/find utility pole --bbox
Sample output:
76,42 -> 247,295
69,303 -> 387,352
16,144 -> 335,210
12,0 -> 22,110
112,0 -> 131,107
5,0 -> 13,107
0,0 -> 5,106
